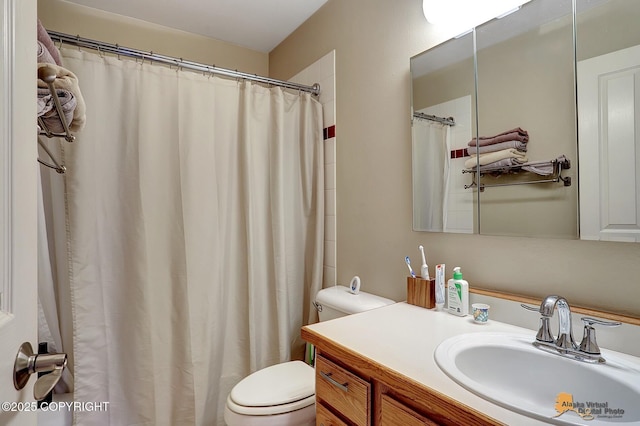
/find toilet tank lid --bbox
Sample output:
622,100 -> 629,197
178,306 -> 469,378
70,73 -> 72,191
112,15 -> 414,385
230,361 -> 314,408
315,285 -> 395,315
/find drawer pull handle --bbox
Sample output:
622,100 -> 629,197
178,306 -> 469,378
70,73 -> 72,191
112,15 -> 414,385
320,371 -> 349,392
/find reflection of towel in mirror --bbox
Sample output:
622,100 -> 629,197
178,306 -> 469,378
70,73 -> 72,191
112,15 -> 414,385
37,19 -> 62,66
37,41 -> 57,65
468,127 -> 529,147
464,148 -> 527,169
521,155 -> 568,176
467,140 -> 527,155
477,157 -> 526,172
37,63 -> 86,132
37,87 -> 77,133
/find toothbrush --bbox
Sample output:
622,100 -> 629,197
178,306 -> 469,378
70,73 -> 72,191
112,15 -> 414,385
405,256 -> 416,278
418,245 -> 429,279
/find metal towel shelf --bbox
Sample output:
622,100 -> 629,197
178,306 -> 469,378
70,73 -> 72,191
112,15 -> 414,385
463,157 -> 571,191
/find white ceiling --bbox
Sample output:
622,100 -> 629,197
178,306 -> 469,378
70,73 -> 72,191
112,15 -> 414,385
64,0 -> 329,53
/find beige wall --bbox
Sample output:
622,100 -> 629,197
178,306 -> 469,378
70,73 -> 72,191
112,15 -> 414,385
35,0 -> 640,317
270,0 -> 640,317
38,0 -> 268,76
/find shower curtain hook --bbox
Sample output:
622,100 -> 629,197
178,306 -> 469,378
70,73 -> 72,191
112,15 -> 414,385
116,44 -> 121,60
76,35 -> 81,51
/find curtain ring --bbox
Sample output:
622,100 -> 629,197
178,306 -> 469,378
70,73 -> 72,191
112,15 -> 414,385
116,44 -> 121,60
76,34 -> 81,51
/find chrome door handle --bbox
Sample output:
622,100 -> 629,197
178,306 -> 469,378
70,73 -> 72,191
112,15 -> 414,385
319,371 -> 349,392
14,342 -> 67,401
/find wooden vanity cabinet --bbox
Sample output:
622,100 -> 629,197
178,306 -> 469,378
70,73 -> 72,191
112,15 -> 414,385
315,354 -> 371,426
303,327 -> 503,426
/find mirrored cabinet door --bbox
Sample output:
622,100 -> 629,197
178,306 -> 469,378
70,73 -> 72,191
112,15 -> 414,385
411,31 -> 477,233
576,0 -> 640,242
475,0 -> 577,238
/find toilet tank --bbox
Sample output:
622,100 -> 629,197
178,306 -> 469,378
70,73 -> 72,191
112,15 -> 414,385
315,285 -> 395,322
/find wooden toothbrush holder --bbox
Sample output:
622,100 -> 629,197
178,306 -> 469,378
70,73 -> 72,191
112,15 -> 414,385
407,276 -> 436,309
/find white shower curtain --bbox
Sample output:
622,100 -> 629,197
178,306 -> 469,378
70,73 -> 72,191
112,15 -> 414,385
412,118 -> 451,231
56,48 -> 324,425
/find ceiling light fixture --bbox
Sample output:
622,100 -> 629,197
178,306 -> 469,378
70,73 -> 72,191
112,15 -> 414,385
423,0 -> 532,31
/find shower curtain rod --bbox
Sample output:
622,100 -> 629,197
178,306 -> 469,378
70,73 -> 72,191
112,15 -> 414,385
47,30 -> 321,96
413,112 -> 455,126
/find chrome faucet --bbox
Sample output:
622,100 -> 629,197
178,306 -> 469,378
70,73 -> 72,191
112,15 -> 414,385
521,295 -> 620,363
539,295 -> 576,350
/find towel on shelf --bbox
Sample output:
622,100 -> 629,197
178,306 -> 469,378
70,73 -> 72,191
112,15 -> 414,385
476,157 -> 526,172
37,63 -> 86,133
37,41 -> 57,65
521,155 -> 569,176
468,127 -> 529,147
464,148 -> 528,169
37,20 -> 62,66
466,140 -> 527,155
37,87 -> 77,134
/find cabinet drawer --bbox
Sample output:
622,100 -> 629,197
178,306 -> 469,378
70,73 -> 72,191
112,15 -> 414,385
316,355 -> 371,426
380,394 -> 440,426
317,402 -> 349,426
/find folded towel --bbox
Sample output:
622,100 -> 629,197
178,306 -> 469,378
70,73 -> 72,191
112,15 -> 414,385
37,87 -> 77,134
464,148 -> 527,169
37,63 -> 86,132
521,155 -> 569,176
467,140 -> 527,155
468,127 -> 529,147
37,20 -> 62,66
477,158 -> 527,172
37,41 -> 57,65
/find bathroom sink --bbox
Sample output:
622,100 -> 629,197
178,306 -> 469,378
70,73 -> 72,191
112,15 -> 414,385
434,332 -> 640,425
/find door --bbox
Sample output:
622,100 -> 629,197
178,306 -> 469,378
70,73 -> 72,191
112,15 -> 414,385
578,44 -> 640,242
0,0 -> 39,424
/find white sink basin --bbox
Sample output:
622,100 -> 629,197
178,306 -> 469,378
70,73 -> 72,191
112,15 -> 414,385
434,332 -> 640,425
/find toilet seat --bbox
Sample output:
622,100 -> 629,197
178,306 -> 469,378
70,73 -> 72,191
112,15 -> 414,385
227,361 -> 315,416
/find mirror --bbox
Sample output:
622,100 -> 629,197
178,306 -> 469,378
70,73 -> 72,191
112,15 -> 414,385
576,0 -> 640,242
475,0 -> 576,238
411,31 -> 477,233
411,0 -> 578,238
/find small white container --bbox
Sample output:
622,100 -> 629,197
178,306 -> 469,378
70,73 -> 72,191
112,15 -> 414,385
472,303 -> 490,324
447,267 -> 469,316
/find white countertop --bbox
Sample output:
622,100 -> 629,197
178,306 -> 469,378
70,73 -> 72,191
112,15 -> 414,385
305,302 -> 564,425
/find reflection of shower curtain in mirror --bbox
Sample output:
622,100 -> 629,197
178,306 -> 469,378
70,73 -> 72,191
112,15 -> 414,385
45,47 -> 324,426
412,119 -> 451,231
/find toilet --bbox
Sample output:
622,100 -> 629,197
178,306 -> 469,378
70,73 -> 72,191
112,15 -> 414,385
224,285 -> 395,425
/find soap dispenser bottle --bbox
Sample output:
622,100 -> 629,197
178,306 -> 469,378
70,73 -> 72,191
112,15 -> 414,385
447,267 -> 469,316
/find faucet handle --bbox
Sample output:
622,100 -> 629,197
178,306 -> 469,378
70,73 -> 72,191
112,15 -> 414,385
521,304 -> 554,343
579,317 -> 621,355
520,303 -> 539,312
